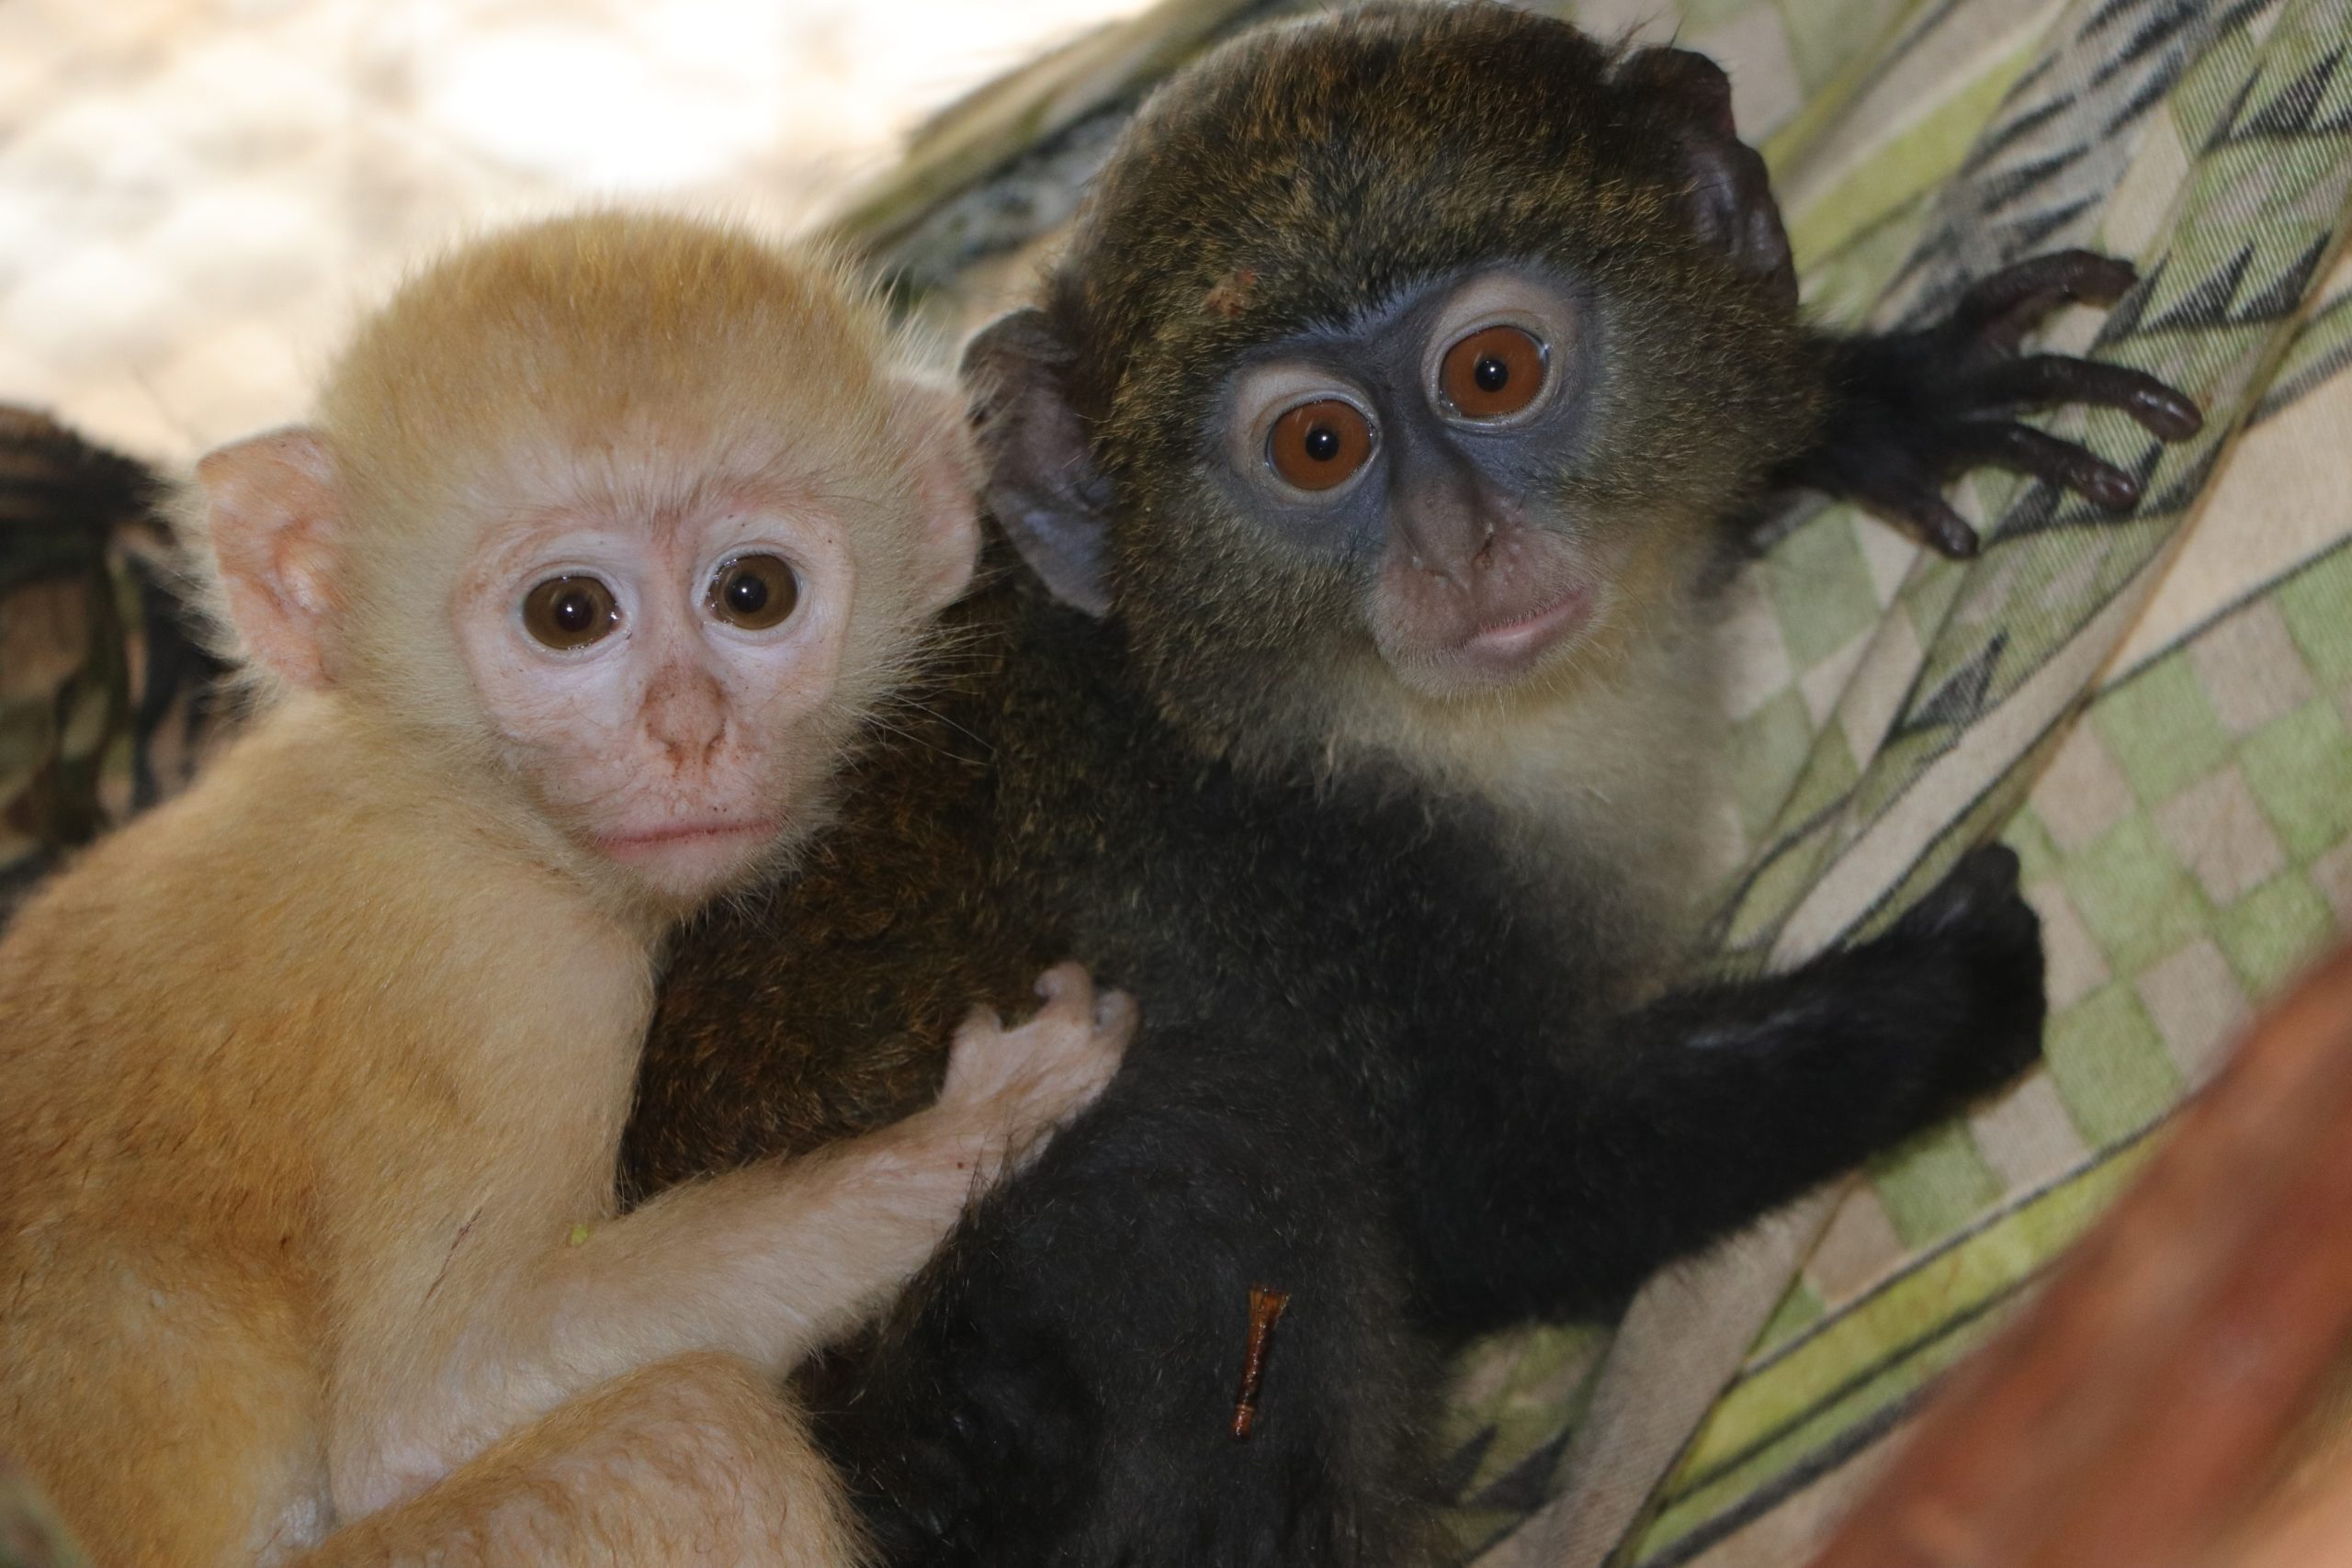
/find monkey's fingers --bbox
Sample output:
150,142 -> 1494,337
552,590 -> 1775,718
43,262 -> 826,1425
941,1004 -> 1022,1107
1940,421 -> 2142,512
1897,843 -> 2025,939
1946,251 -> 2138,350
1963,356 -> 2203,440
1093,988 -> 1140,1048
1855,472 -> 1983,558
1033,961 -> 1091,1008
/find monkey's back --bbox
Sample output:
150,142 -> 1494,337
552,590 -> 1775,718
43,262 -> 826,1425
0,726 -> 345,1567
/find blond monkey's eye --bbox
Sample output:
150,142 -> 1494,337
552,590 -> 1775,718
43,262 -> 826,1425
1438,325 -> 1549,422
522,575 -> 620,649
1266,399 -> 1374,491
708,554 -> 799,630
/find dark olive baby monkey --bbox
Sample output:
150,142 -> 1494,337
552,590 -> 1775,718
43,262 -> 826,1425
625,6 -> 2200,1564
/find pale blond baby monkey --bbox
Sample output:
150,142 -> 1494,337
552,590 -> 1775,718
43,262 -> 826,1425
0,213 -> 1132,1567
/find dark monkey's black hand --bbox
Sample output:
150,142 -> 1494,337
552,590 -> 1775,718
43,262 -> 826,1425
1787,251 -> 2205,557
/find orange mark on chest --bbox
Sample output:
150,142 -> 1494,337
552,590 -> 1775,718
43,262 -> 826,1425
1231,1283 -> 1290,1440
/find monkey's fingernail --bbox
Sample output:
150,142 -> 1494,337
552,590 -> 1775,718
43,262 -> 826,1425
2062,254 -> 2136,301
1037,971 -> 1067,1001
2133,389 -> 2203,440
1927,516 -> 1978,558
2081,466 -> 2138,509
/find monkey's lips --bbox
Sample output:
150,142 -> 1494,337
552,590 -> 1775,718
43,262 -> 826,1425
594,818 -> 785,890
1457,584 -> 1594,672
1400,581 -> 1595,691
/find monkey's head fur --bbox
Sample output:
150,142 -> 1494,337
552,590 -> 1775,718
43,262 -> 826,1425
968,1 -> 1817,776
186,213 -> 978,915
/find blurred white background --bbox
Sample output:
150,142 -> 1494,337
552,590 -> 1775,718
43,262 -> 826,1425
0,0 -> 1141,460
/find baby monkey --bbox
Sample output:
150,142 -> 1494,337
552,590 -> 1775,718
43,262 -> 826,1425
0,214 -> 1132,1567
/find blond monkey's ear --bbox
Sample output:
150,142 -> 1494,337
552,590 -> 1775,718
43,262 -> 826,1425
195,427 -> 346,690
892,376 -> 984,615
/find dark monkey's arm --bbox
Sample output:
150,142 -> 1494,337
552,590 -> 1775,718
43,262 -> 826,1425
1400,847 -> 2043,1334
827,851 -> 2042,1562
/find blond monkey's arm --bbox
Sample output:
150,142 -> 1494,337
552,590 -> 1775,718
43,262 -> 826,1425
537,970 -> 1129,1365
292,1354 -> 864,1568
335,970 -> 1129,1516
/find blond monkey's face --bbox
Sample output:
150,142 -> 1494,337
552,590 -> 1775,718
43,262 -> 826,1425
196,396 -> 975,918
191,220 -> 981,919
449,461 -> 867,908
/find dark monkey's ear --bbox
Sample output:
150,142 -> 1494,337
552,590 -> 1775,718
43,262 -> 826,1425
1617,48 -> 1797,310
959,308 -> 1116,617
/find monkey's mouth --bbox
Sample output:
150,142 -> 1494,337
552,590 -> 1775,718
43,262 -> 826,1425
594,818 -> 783,862
1460,584 -> 1593,671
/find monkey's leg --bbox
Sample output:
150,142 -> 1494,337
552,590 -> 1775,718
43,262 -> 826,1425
292,1352 -> 862,1568
1404,844 -> 2045,1333
1776,250 -> 2203,557
831,1051 -> 1435,1568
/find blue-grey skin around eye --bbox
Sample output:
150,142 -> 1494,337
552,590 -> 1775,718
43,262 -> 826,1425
1203,265 -> 1608,564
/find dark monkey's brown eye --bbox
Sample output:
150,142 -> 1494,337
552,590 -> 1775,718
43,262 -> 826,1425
1440,325 -> 1548,421
522,575 -> 620,649
708,554 -> 799,630
1266,400 -> 1374,491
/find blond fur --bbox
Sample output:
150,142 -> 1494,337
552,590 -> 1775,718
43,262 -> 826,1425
0,213 -> 1120,1566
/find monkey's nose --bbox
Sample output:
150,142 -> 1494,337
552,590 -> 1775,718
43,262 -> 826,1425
1392,460 -> 1513,587
1397,506 -> 1508,588
641,666 -> 728,764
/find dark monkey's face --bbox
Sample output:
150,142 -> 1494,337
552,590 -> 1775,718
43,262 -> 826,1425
966,3 -> 1820,747
1214,268 -> 1620,694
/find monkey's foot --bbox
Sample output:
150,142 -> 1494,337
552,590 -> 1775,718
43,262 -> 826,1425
1793,251 -> 2203,558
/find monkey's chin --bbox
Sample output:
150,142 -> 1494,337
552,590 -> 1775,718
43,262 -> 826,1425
594,819 -> 786,905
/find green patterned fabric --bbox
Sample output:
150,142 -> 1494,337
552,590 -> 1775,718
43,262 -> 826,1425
1,1 -> 2346,1562
1423,0 -> 2352,1561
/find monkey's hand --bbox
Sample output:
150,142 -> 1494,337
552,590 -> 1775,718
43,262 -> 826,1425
1783,251 -> 2203,557
1877,842 -> 2049,1094
935,962 -> 1136,1179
